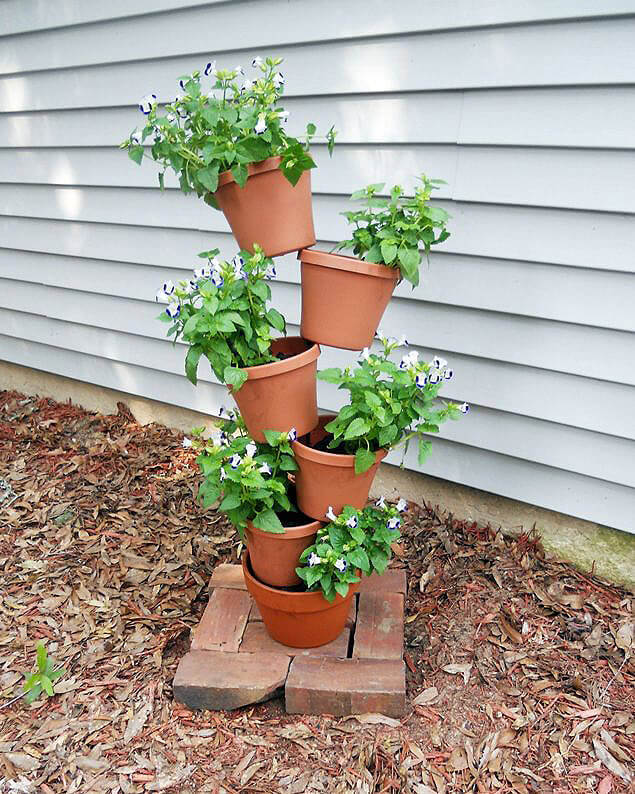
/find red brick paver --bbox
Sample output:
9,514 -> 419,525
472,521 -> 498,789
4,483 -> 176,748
285,657 -> 406,717
359,568 -> 407,595
240,621 -> 350,658
209,563 -> 247,590
191,587 -> 251,652
174,650 -> 290,710
353,593 -> 404,660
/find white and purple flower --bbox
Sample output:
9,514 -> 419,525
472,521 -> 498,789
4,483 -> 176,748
254,116 -> 267,135
326,505 -> 338,522
273,72 -> 284,88
307,552 -> 321,567
259,462 -> 271,475
375,496 -> 386,509
229,454 -> 242,469
359,347 -> 372,362
459,402 -> 470,414
194,266 -> 211,281
334,558 -> 347,573
165,301 -> 181,319
432,356 -> 447,370
444,368 -> 454,380
155,280 -> 175,303
264,264 -> 276,280
245,442 -> 257,459
415,373 -> 428,389
210,270 -> 224,288
138,94 -> 157,114
287,428 -> 297,442
242,79 -> 254,92
396,498 -> 408,513
345,515 -> 358,529
252,56 -> 263,68
219,466 -> 227,482
130,129 -> 143,146
428,371 -> 441,385
386,516 -> 401,530
182,437 -> 192,449
399,351 -> 419,371
204,60 -> 216,77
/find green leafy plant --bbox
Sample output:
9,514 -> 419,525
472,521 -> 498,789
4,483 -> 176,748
296,499 -> 405,601
121,56 -> 336,201
334,176 -> 450,287
317,333 -> 469,474
156,244 -> 286,391
192,411 -> 298,533
23,642 -> 65,704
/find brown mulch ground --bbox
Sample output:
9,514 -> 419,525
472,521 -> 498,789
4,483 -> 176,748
0,390 -> 633,794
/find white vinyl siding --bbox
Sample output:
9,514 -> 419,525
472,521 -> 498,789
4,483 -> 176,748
1,0 -> 634,532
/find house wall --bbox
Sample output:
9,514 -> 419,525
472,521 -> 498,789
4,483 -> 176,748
1,1 -> 634,533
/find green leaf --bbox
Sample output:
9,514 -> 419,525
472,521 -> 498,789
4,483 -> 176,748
378,423 -> 398,447
231,163 -> 248,188
250,280 -> 269,302
224,365 -> 248,391
36,642 -> 47,673
238,137 -> 270,162
263,429 -> 281,445
220,493 -> 241,511
343,417 -> 370,440
128,146 -> 144,165
364,391 -> 381,409
40,675 -> 54,697
185,345 -> 203,386
266,308 -> 286,332
397,247 -> 420,286
253,509 -> 285,533
334,581 -> 349,598
418,439 -> 433,465
380,240 -> 398,264
355,447 -> 376,474
317,368 -> 342,384
348,547 -> 371,573
196,164 -> 220,193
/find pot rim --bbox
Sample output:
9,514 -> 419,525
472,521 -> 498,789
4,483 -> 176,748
239,336 -> 320,382
246,517 -> 323,540
217,156 -> 282,189
298,247 -> 399,281
242,552 -> 359,613
292,413 -> 387,468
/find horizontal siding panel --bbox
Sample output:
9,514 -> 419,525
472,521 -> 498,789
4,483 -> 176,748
2,188 -> 635,274
3,1 -> 634,70
5,145 -> 635,214
2,333 -> 633,534
2,276 -> 634,387
3,19 -> 635,112
3,0 -> 633,40
390,435 -> 635,534
3,252 -> 635,439
4,87 -> 635,149
2,245 -> 634,334
2,307 -> 634,490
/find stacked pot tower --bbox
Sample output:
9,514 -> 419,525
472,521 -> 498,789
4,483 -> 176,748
215,157 -> 398,648
125,57 -> 464,651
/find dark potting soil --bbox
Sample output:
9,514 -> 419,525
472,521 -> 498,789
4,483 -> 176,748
275,509 -> 315,527
311,434 -> 349,455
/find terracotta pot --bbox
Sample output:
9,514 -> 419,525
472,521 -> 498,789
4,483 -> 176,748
214,157 -> 316,257
244,515 -> 322,588
292,415 -> 387,520
242,552 -> 359,647
298,248 -> 399,350
230,337 -> 320,442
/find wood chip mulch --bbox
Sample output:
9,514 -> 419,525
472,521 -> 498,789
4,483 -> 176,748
0,390 -> 633,793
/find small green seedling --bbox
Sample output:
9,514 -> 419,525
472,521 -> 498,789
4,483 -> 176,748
23,642 -> 65,704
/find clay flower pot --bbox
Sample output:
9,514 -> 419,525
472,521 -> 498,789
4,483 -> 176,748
244,516 -> 322,588
292,415 -> 386,520
214,157 -> 316,257
242,552 -> 359,648
298,248 -> 399,350
230,337 -> 320,442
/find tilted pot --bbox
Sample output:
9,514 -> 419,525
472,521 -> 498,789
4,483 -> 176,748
242,552 -> 359,648
292,415 -> 386,521
298,248 -> 399,350
230,337 -> 320,442
214,157 -> 316,257
244,515 -> 322,588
